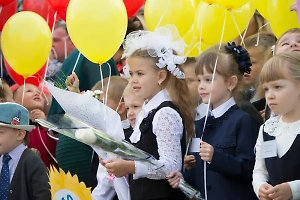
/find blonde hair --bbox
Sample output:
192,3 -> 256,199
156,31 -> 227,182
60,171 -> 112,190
195,43 -> 244,104
92,76 -> 128,103
260,52 -> 300,84
129,50 -> 194,138
123,83 -> 136,98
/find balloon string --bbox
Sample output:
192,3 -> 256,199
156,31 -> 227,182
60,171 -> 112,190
230,11 -> 245,47
21,79 -> 25,105
72,52 -> 81,73
42,11 -> 58,94
255,22 -> 270,47
155,0 -> 171,30
99,63 -> 107,123
202,11 -> 227,200
184,36 -> 200,57
37,126 -> 58,163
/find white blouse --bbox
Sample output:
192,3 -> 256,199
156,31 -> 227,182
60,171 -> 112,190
253,116 -> 300,199
131,89 -> 184,180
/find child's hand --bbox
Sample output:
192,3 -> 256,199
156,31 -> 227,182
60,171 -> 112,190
167,171 -> 183,188
268,183 -> 292,200
258,183 -> 273,200
99,157 -> 106,166
104,158 -> 134,178
199,141 -> 214,162
184,155 -> 196,170
65,72 -> 80,93
30,109 -> 46,121
31,148 -> 41,157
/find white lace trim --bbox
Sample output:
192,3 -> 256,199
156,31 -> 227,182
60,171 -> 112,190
264,116 -> 300,137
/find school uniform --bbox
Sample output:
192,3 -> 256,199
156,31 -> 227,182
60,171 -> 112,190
185,98 -> 259,200
0,144 -> 50,200
128,89 -> 187,200
253,116 -> 300,199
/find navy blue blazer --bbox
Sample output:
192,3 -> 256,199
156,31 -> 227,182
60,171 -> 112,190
184,105 -> 258,200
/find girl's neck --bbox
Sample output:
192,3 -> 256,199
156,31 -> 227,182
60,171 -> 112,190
281,105 -> 300,123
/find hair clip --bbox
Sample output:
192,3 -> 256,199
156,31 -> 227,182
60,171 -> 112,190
225,42 -> 252,75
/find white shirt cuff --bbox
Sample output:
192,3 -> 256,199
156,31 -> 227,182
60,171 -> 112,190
133,161 -> 149,179
288,180 -> 300,200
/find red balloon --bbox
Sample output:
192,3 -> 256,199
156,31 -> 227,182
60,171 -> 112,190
5,60 -> 47,86
123,0 -> 145,18
0,0 -> 14,6
23,0 -> 58,29
47,0 -> 69,12
58,9 -> 66,21
0,0 -> 16,31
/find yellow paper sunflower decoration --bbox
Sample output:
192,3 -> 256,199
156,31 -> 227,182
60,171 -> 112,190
49,166 -> 92,200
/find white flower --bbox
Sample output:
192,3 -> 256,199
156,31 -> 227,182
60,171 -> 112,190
94,90 -> 103,95
83,90 -> 94,97
75,129 -> 97,144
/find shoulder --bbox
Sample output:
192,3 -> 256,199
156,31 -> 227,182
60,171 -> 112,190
20,149 -> 46,168
154,104 -> 182,121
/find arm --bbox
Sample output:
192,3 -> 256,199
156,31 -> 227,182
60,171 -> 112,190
30,162 -> 51,200
208,114 -> 258,181
134,107 -> 183,179
252,126 -> 269,197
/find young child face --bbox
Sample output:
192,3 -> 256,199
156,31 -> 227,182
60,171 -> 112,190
263,79 -> 300,117
243,47 -> 266,88
0,126 -> 25,155
128,57 -> 162,101
276,32 -> 300,55
183,64 -> 201,109
14,84 -> 45,111
124,93 -> 143,127
197,68 -> 232,109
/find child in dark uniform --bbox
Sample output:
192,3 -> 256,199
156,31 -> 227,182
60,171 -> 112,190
169,42 -> 259,200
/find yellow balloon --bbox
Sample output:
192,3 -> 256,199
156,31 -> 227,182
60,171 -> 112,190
144,0 -> 196,36
1,11 -> 51,78
183,25 -> 213,57
268,0 -> 300,38
215,0 -> 249,10
66,0 -> 127,64
194,1 -> 255,44
252,0 -> 269,19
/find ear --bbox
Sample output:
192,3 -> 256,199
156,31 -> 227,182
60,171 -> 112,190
227,75 -> 238,91
16,129 -> 26,141
0,98 -> 4,103
117,101 -> 126,115
157,70 -> 167,85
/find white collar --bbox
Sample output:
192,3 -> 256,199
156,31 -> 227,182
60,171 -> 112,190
143,89 -> 170,118
195,103 -> 208,120
130,89 -> 170,143
264,116 -> 300,137
211,97 -> 235,118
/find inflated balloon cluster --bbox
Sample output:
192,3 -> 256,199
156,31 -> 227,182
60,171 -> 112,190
225,42 -> 252,75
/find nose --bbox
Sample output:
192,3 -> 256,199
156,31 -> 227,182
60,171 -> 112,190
265,90 -> 275,100
290,40 -> 299,47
